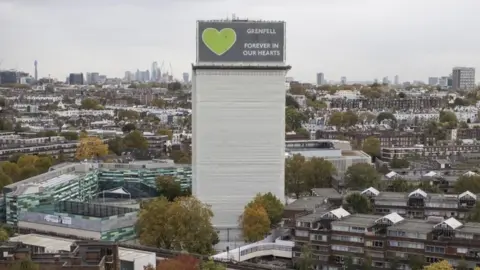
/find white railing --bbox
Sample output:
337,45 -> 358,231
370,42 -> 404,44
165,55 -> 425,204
213,237 -> 293,262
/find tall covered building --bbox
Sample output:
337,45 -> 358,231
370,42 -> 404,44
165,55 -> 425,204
316,72 -> 324,85
69,73 -> 84,85
192,20 -> 288,249
452,67 -> 475,90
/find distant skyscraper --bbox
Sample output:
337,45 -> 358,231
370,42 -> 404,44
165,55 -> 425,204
151,62 -> 158,81
452,67 -> 476,90
340,76 -> 347,85
69,73 -> 84,85
428,77 -> 439,86
382,76 -> 389,85
316,73 -> 325,85
34,60 -> 38,81
394,75 -> 399,85
183,72 -> 189,83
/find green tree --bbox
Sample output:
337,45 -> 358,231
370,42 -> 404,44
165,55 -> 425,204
296,244 -> 314,270
246,192 -> 284,226
345,163 -> 380,189
0,228 -> 8,241
10,259 -> 40,270
123,130 -> 149,150
157,129 -> 173,140
302,157 -> 336,190
34,156 -> 53,173
377,112 -> 396,123
439,111 -> 458,128
17,155 -> 38,168
19,166 -> 39,180
201,259 -> 226,270
0,172 -> 12,190
151,98 -> 167,108
122,123 -> 137,133
286,95 -> 300,108
389,157 -> 410,169
0,118 -> 13,131
137,196 -> 217,255
156,175 -> 182,201
344,256 -> 355,270
60,131 -> 79,140
1,161 -> 20,182
286,107 -> 306,131
457,259 -> 468,270
328,111 -> 344,128
454,175 -> 480,193
240,203 -> 270,242
285,154 -> 307,198
80,98 -> 102,110
117,109 -> 140,120
466,204 -> 480,222
389,257 -> 400,270
388,178 -> 413,192
108,137 -> 125,156
408,255 -> 425,270
362,136 -> 381,157
345,193 -> 372,214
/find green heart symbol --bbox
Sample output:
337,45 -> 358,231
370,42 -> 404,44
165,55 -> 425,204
202,28 -> 237,56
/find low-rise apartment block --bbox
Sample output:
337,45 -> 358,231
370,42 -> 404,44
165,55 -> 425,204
292,207 -> 480,270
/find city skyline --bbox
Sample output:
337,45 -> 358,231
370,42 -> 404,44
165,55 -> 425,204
1,0 -> 480,82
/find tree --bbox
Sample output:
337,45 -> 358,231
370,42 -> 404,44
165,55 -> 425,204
345,193 -> 372,214
388,178 -> 413,192
295,245 -> 314,270
117,109 -> 140,120
0,172 -> 12,189
157,129 -> 173,140
408,255 -> 425,270
201,260 -> 226,270
377,112 -> 396,123
302,157 -> 336,190
240,203 -> 270,242
123,130 -> 148,150
286,95 -> 300,109
10,259 -> 40,270
1,161 -> 20,182
362,137 -> 381,157
17,155 -> 38,168
285,154 -> 307,198
75,136 -> 109,160
439,111 -> 458,128
457,259 -> 468,270
344,256 -> 355,270
398,92 -> 406,98
454,175 -> 480,193
389,157 -> 410,169
137,196 -> 217,255
122,123 -> 137,133
345,163 -> 380,189
466,204 -> 480,222
424,260 -> 452,270
60,131 -> 79,140
108,137 -> 125,156
246,192 -> 284,226
389,257 -> 400,270
0,228 -> 8,241
151,98 -> 167,108
156,175 -> 183,201
34,156 -> 53,173
156,255 -> 199,270
18,165 -> 38,180
285,107 -> 306,131
80,98 -> 102,110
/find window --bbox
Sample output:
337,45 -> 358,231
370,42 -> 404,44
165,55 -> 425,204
373,241 -> 384,247
425,246 -> 445,254
351,226 -> 365,233
310,234 -> 327,242
295,230 -> 309,237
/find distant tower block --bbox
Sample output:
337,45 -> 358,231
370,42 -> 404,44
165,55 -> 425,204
34,60 -> 38,81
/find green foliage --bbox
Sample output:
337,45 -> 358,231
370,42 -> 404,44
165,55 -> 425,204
0,118 -> 14,131
108,137 -> 125,156
246,192 -> 284,226
0,228 -> 8,241
387,178 -> 413,192
295,244 -> 314,270
157,129 -> 173,140
10,259 -> 40,270
170,150 -> 191,164
240,203 -> 270,242
122,123 -> 137,133
286,95 -> 300,108
60,131 -> 79,140
389,157 -> 410,169
345,193 -> 372,214
123,130 -> 148,150
345,163 -> 380,189
439,111 -> 458,128
362,137 -> 381,157
156,175 -> 183,201
455,175 -> 480,193
137,196 -> 217,255
285,155 -> 336,198
286,107 -> 307,131
201,259 -> 227,270
117,109 -> 140,120
328,111 -> 358,128
80,98 -> 103,110
377,112 -> 396,123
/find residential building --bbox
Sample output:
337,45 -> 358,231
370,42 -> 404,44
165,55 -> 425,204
381,143 -> 480,161
0,71 -> 19,84
452,67 -> 475,91
291,207 -> 480,270
329,97 -> 446,110
428,77 -> 439,86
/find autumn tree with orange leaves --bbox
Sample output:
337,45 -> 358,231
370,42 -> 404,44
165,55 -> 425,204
240,203 -> 270,242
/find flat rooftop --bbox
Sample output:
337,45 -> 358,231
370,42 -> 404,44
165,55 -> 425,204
9,234 -> 154,262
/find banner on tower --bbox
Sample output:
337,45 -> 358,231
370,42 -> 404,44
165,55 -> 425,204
196,20 -> 285,63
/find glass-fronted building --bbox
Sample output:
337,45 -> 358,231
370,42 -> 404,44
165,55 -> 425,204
2,162 -> 192,230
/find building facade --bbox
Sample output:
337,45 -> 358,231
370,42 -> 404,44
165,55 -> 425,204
69,73 -> 84,85
452,67 -> 475,91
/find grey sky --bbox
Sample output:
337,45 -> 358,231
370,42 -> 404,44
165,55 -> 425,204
0,0 -> 479,83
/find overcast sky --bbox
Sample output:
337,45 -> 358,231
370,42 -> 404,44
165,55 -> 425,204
0,0 -> 479,83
